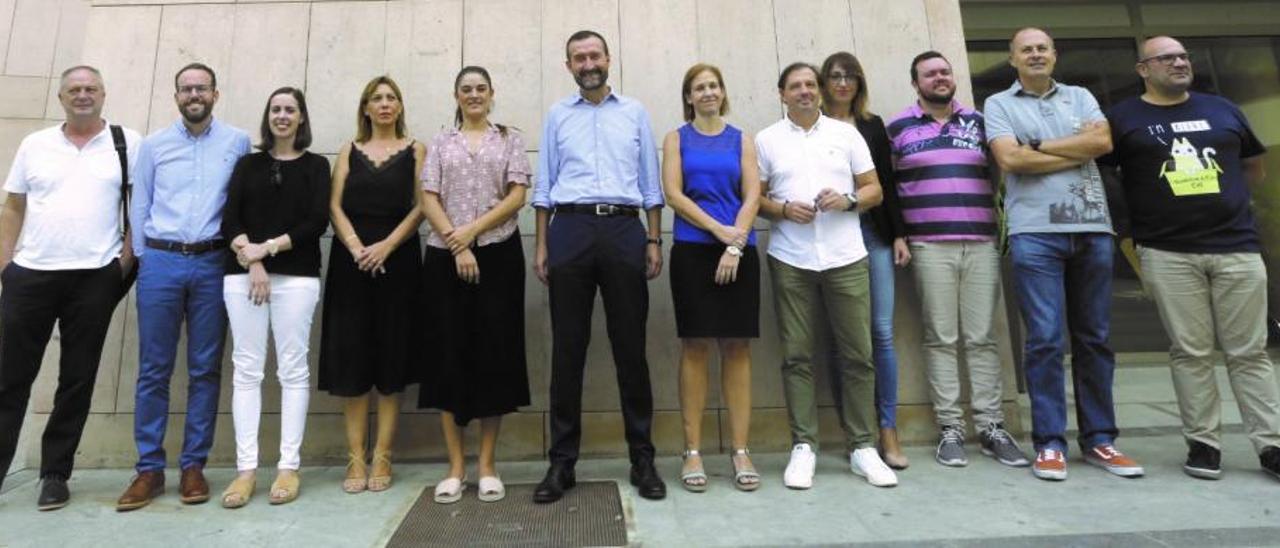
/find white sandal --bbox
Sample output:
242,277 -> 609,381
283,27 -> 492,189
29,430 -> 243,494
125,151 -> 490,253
433,475 -> 466,504
477,476 -> 505,503
681,450 -> 709,493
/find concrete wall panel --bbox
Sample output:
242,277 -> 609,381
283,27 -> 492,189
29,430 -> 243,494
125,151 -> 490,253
220,2 -> 312,140
384,0 -> 463,141
618,0 -> 698,140
79,5 -> 160,132
0,75 -> 47,119
773,0 -> 856,70
4,0 -> 60,77
0,0 -> 16,74
462,0 -> 540,149
849,0 -> 932,120
696,0 -> 781,136
306,1 -> 387,154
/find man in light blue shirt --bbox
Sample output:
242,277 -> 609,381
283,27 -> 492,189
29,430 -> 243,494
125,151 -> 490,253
117,62 -> 250,511
531,30 -> 666,504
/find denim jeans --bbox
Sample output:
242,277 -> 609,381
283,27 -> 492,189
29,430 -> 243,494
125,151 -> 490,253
1010,233 -> 1118,454
134,250 -> 227,472
861,221 -> 898,429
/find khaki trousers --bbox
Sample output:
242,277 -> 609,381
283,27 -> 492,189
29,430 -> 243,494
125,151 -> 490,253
769,256 -> 875,451
910,240 -> 1005,430
1139,246 -> 1280,453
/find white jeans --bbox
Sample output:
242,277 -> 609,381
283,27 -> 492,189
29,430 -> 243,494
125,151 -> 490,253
224,274 -> 321,471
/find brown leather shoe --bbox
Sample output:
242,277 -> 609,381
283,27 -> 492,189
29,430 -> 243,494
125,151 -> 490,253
179,466 -> 210,504
116,471 -> 164,512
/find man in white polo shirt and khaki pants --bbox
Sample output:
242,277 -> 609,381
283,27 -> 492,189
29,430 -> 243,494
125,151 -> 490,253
756,61 -> 895,489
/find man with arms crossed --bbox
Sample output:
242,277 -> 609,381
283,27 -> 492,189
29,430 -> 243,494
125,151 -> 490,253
0,65 -> 140,510
984,27 -> 1143,481
117,63 -> 250,510
531,30 -> 667,503
1099,36 -> 1280,481
887,51 -> 1027,469
757,62 -> 896,489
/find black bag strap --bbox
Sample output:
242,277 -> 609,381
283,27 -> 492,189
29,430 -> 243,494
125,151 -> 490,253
110,125 -> 129,237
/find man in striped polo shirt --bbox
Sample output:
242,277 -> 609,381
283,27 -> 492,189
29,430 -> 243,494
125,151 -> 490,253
888,51 -> 1028,470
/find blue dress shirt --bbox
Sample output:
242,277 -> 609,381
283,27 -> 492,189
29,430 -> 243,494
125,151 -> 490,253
131,118 -> 251,257
533,91 -> 663,210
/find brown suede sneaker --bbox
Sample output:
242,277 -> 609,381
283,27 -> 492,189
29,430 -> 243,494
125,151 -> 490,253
179,466 -> 210,504
116,471 -> 165,512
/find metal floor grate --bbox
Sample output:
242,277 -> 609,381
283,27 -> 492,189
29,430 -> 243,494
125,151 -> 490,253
386,481 -> 628,547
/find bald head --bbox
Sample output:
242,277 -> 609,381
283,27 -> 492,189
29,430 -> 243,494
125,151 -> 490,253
1141,36 -> 1184,59
1136,35 -> 1193,98
1008,27 -> 1057,81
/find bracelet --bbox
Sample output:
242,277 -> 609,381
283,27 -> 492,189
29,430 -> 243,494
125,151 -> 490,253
646,237 -> 663,246
266,238 -> 279,257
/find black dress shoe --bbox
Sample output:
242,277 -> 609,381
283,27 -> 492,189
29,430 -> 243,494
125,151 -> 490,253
38,475 -> 70,511
533,464 -> 576,504
630,462 -> 666,500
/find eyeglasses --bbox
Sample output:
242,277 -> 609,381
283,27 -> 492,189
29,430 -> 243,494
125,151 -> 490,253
177,85 -> 213,96
1139,52 -> 1192,66
827,74 -> 857,85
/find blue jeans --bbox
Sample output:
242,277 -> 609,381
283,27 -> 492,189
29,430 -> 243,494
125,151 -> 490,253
134,250 -> 227,472
862,221 -> 898,429
1010,233 -> 1118,454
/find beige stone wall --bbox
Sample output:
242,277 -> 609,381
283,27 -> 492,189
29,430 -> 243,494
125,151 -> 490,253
3,0 -> 1018,471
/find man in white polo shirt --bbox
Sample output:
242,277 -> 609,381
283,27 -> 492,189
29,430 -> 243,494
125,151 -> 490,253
756,62 -> 895,489
0,65 -> 140,510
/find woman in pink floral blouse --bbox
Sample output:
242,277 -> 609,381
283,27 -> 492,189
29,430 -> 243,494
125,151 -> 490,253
419,65 -> 531,504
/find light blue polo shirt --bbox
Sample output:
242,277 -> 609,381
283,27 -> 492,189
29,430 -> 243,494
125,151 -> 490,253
984,79 -> 1113,235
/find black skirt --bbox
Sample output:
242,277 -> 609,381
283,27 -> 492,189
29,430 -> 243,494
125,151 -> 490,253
317,220 -> 423,396
417,233 -> 530,424
669,241 -> 760,339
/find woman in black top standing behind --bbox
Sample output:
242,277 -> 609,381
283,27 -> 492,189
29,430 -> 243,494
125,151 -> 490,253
820,52 -> 911,469
319,75 -> 425,494
220,87 -> 330,507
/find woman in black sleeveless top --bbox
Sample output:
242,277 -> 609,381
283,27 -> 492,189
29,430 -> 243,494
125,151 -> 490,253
319,75 -> 426,494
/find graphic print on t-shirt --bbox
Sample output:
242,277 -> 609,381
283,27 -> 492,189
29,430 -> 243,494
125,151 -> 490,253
1160,136 -> 1222,196
1048,175 -> 1109,224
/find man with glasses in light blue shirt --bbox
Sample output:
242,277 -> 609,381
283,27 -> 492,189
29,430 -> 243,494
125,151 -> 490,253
116,62 -> 250,511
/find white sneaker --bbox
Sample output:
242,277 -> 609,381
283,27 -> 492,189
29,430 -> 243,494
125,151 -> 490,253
783,443 -> 816,489
850,448 -> 898,487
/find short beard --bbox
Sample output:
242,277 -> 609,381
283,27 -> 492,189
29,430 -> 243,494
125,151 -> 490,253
574,68 -> 608,91
920,88 -> 955,106
181,101 -> 211,124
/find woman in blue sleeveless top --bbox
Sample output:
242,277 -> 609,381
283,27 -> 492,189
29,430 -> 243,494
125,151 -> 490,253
661,63 -> 761,493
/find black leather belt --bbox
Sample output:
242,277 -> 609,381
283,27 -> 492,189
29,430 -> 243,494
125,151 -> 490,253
145,237 -> 226,255
553,203 -> 639,217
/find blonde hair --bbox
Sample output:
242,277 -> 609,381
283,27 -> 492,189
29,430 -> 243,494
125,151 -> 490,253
356,75 -> 407,143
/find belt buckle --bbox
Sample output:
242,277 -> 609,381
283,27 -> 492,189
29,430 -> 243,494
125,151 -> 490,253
594,204 -> 616,216
179,243 -> 195,255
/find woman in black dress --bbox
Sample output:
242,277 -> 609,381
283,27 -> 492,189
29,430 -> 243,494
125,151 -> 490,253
419,66 -> 531,504
319,75 -> 425,493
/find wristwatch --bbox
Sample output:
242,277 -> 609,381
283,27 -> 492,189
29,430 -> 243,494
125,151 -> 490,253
1029,138 -> 1042,151
843,193 -> 859,211
646,237 -> 663,246
725,245 -> 743,257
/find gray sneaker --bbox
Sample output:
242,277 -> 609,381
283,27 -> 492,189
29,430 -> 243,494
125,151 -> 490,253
936,426 -> 968,467
979,423 -> 1030,467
